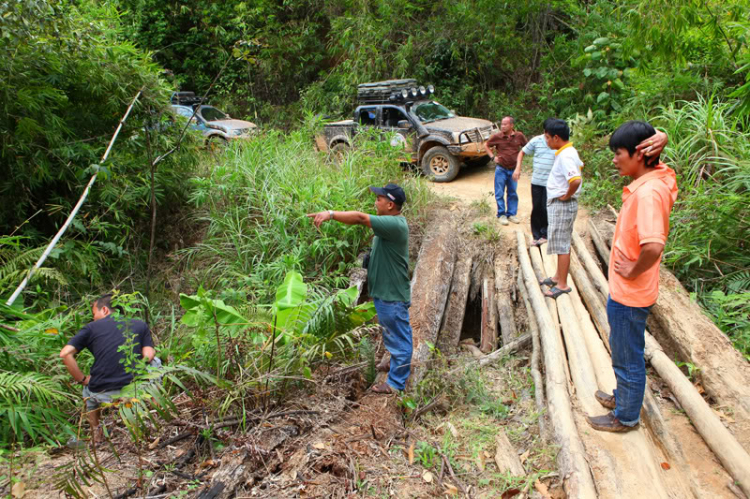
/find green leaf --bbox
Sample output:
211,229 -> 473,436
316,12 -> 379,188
597,92 -> 610,103
584,45 -> 597,53
593,37 -> 610,46
273,271 -> 307,312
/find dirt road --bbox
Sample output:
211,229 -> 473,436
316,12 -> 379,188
429,164 -> 590,234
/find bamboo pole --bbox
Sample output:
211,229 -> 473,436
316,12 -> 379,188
515,230 -> 597,499
6,88 -> 145,306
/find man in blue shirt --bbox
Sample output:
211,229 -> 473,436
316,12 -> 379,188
515,118 -> 556,245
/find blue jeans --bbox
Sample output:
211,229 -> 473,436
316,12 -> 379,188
373,299 -> 413,391
494,167 -> 518,217
607,296 -> 652,426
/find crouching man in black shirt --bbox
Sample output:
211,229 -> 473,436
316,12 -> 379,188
60,294 -> 157,442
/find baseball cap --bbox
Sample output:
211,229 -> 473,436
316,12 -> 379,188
370,183 -> 406,206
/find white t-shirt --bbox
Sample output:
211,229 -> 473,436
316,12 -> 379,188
546,144 -> 583,200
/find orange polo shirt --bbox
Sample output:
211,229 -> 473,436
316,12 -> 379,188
609,162 -> 678,307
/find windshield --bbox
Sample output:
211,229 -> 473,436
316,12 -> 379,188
200,106 -> 228,122
413,101 -> 454,123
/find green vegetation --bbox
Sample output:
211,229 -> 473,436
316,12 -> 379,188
1,0 -> 749,453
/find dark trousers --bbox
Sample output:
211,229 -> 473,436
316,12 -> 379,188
530,184 -> 548,240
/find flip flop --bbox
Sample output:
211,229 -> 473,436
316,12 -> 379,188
537,238 -> 547,245
531,239 -> 540,247
544,286 -> 572,299
371,382 -> 395,394
539,277 -> 558,286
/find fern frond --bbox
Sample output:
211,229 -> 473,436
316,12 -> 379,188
727,271 -> 750,293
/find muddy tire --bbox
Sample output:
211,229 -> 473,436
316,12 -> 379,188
330,142 -> 351,162
206,135 -> 227,153
422,146 -> 460,182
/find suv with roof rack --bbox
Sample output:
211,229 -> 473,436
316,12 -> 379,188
315,80 -> 499,182
170,92 -> 257,147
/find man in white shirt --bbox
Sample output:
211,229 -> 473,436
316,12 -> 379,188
539,118 -> 582,299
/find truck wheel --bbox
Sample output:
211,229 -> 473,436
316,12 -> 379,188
422,146 -> 460,182
206,135 -> 227,153
330,142 -> 351,162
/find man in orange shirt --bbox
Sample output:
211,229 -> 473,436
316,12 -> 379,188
587,121 -> 677,432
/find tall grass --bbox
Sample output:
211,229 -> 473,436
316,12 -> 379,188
182,123 -> 434,303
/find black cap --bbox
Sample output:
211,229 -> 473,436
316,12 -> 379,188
370,183 -> 406,206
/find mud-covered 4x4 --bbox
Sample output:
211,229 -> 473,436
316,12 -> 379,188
315,80 -> 499,182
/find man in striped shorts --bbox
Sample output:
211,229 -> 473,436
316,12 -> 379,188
539,118 -> 582,299
514,118 -> 556,246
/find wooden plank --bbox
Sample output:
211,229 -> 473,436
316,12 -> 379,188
494,252 -> 518,345
437,252 -> 473,354
480,277 -> 498,353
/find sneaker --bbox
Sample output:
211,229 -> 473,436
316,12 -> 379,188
498,216 -> 509,226
586,412 -> 638,433
508,216 -> 520,224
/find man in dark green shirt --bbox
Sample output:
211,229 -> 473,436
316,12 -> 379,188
308,183 -> 412,393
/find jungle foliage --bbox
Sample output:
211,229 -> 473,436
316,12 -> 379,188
1,0 -> 750,448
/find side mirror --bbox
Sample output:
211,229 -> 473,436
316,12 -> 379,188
397,120 -> 411,129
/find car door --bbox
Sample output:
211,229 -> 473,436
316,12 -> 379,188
174,106 -> 208,135
381,105 -> 417,160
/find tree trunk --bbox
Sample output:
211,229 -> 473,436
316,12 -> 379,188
587,219 -> 611,275
480,277 -> 498,353
407,218 -> 457,388
494,252 -> 518,345
437,252 -> 473,354
515,230 -> 597,499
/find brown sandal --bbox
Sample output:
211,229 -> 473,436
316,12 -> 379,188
371,382 -> 394,394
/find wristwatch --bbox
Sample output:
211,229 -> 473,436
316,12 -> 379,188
328,210 -> 334,220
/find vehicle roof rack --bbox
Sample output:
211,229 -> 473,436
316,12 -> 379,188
357,81 -> 435,104
171,91 -> 202,105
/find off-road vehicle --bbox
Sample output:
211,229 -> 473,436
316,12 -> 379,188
170,92 -> 257,148
315,80 -> 498,182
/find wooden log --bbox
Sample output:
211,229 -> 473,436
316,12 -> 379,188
530,242 -> 571,385
568,249 -> 610,351
645,334 -> 750,498
347,267 -> 368,305
437,252 -> 473,354
460,343 -> 484,359
598,219 -> 615,246
515,230 -> 597,499
480,277 -> 498,353
451,334 -> 531,375
649,269 -> 750,440
571,231 -> 609,303
407,219 -> 458,388
587,219 -> 611,271
517,272 -> 548,442
494,428 -> 525,476
494,252 -> 518,346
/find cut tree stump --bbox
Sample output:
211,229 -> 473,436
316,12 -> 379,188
437,251 -> 473,354
515,230 -> 597,499
480,277 -> 498,353
494,428 -> 525,476
494,251 -> 518,346
407,217 -> 457,388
